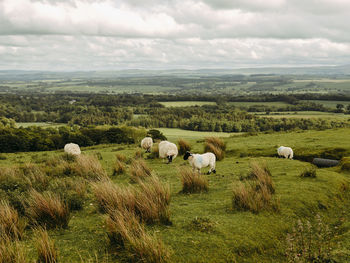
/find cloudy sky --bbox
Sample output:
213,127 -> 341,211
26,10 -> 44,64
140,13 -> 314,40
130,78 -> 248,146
0,0 -> 350,70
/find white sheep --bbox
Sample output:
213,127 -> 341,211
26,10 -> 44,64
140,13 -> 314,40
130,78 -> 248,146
183,151 -> 216,174
277,146 -> 293,159
64,143 -> 81,155
141,137 -> 153,153
158,140 -> 178,163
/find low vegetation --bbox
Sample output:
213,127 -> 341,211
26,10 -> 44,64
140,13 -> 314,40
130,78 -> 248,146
180,168 -> 209,193
35,228 -> 58,263
178,139 -> 191,155
300,166 -> 317,178
130,158 -> 152,181
0,200 -> 26,240
204,137 -> 226,161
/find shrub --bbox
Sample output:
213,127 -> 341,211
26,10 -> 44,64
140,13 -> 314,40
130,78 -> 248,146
113,160 -> 126,176
285,214 -> 336,263
204,137 -> 226,161
232,162 -> 278,213
73,155 -> 108,181
106,209 -> 171,263
0,237 -> 26,263
26,190 -> 70,229
178,139 -> 191,155
147,129 -> 167,141
300,166 -> 317,178
130,159 -> 152,182
147,143 -> 159,159
36,228 -> 58,263
0,200 -> 26,240
180,168 -> 208,194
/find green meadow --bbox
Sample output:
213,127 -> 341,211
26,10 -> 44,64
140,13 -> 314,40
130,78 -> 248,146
1,128 -> 350,262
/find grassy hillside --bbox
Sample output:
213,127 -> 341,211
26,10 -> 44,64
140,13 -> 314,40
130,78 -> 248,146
1,128 -> 350,262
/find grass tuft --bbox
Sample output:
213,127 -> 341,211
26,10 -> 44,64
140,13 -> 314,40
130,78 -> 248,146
36,228 -> 58,263
130,159 -> 152,181
26,190 -> 70,229
0,200 -> 26,241
147,143 -> 159,159
113,160 -> 126,176
204,137 -> 226,161
180,168 -> 209,194
300,166 -> 317,178
0,237 -> 26,263
178,139 -> 191,155
73,155 -> 108,180
188,217 -> 215,233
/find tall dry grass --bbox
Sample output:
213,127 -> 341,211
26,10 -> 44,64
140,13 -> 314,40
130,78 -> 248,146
113,160 -> 126,176
35,228 -> 58,263
72,155 -> 108,181
178,139 -> 191,155
147,143 -> 159,159
0,200 -> 26,240
232,162 -> 278,213
130,159 -> 152,182
92,176 -> 171,225
106,209 -> 171,263
204,137 -> 226,161
180,168 -> 209,194
0,237 -> 27,263
26,190 -> 70,229
115,153 -> 127,163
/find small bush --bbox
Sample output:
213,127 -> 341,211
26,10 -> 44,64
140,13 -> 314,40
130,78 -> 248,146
180,168 -> 208,194
147,129 -> 167,141
130,159 -> 152,181
0,200 -> 26,240
36,228 -> 58,263
73,155 -> 108,180
300,167 -> 317,178
178,139 -> 191,155
147,143 -> 159,159
285,215 -> 336,263
113,160 -> 126,176
204,137 -> 226,161
106,209 -> 171,263
0,237 -> 26,263
232,162 -> 278,213
188,217 -> 215,233
26,190 -> 70,229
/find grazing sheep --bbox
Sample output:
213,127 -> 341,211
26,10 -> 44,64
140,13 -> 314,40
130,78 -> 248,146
158,140 -> 178,163
184,151 -> 216,174
64,143 -> 81,155
277,146 -> 293,159
141,137 -> 153,153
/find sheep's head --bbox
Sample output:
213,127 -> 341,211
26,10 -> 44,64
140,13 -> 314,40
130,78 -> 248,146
183,151 -> 192,160
167,155 -> 173,163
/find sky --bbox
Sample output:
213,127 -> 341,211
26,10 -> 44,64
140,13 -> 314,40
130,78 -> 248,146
0,0 -> 350,71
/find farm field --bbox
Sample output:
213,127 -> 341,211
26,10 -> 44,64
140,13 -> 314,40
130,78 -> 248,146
15,122 -> 66,128
159,101 -> 217,107
1,128 -> 350,262
305,100 -> 350,109
254,111 -> 349,119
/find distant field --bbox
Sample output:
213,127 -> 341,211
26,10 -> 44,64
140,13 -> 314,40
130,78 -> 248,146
305,100 -> 350,108
227,101 -> 289,107
159,101 -> 217,107
16,122 -> 66,128
255,111 -> 349,119
158,128 -> 240,141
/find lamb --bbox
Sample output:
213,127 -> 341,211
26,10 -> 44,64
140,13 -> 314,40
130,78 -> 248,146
141,137 -> 153,153
277,146 -> 293,159
183,151 -> 216,174
64,143 -> 81,155
158,140 -> 178,163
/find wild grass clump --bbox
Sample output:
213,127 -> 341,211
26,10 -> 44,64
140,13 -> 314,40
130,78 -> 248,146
147,143 -> 159,159
26,190 -> 70,229
36,228 -> 58,263
285,214 -> 336,263
340,157 -> 350,171
106,209 -> 171,263
0,200 -> 26,241
113,160 -> 126,176
130,159 -> 152,182
92,176 -> 171,225
204,137 -> 226,161
232,162 -> 278,213
115,153 -> 127,163
20,163 -> 49,192
0,237 -> 26,263
188,217 -> 215,233
300,166 -> 317,178
180,168 -> 208,194
73,155 -> 108,180
178,139 -> 191,155
134,150 -> 144,159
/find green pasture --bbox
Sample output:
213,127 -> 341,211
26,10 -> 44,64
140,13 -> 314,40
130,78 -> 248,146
16,122 -> 66,128
158,128 -> 239,141
254,111 -> 349,119
1,128 -> 350,262
227,101 -> 289,107
159,101 -> 217,107
305,100 -> 350,109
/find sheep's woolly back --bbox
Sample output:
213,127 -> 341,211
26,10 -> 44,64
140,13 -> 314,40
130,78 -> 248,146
277,146 -> 293,159
189,152 -> 216,171
64,143 -> 81,155
141,137 -> 153,150
158,141 -> 178,159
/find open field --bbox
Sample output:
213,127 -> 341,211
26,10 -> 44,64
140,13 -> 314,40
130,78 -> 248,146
227,101 -> 289,107
15,122 -> 66,128
159,101 -> 217,107
254,111 -> 350,119
158,128 -> 240,141
1,128 -> 350,262
305,100 -> 350,109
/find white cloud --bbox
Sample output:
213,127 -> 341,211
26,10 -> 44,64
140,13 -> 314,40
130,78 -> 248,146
0,0 -> 349,70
